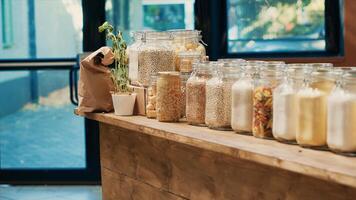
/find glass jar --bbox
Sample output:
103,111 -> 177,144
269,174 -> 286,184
178,52 -> 202,73
156,72 -> 181,122
296,64 -> 335,148
327,70 -> 356,155
272,64 -> 309,143
128,31 -> 144,85
137,32 -> 175,86
231,61 -> 264,134
205,61 -> 244,130
180,72 -> 191,118
146,74 -> 157,119
186,61 -> 212,126
171,30 -> 206,71
252,63 -> 285,139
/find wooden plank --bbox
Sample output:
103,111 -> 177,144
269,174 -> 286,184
100,123 -> 356,200
75,109 -> 356,188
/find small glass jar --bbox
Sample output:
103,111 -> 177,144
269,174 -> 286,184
205,61 -> 244,130
231,61 -> 264,134
296,64 -> 335,148
327,70 -> 356,156
178,52 -> 202,73
128,31 -> 144,85
272,64 -> 309,143
156,72 -> 181,122
180,72 -> 191,118
146,74 -> 157,119
186,61 -> 212,126
138,32 -> 175,86
252,63 -> 285,139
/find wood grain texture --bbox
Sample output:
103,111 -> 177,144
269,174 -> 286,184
75,110 -> 356,189
100,123 -> 356,200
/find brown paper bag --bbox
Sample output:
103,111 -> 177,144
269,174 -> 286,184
78,47 -> 115,113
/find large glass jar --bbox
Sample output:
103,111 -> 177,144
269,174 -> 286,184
146,74 -> 157,119
328,70 -> 356,155
186,61 -> 212,126
137,32 -> 175,86
171,30 -> 206,71
205,61 -> 244,130
128,31 -> 144,85
156,72 -> 181,122
296,64 -> 334,148
272,64 -> 309,143
231,61 -> 264,134
252,63 -> 285,139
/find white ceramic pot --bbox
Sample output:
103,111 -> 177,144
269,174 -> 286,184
112,93 -> 137,116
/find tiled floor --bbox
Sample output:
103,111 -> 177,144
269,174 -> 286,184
0,185 -> 102,200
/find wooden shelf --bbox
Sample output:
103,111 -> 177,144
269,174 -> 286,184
75,109 -> 356,189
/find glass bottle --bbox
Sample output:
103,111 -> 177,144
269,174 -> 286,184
137,32 -> 175,87
252,62 -> 285,139
128,31 -> 144,85
186,61 -> 212,126
296,64 -> 335,149
146,74 -> 157,119
327,70 -> 356,156
205,61 -> 244,130
231,61 -> 264,134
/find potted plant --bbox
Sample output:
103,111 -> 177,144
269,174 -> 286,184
99,22 -> 136,116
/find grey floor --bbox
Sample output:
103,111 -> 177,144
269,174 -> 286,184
0,185 -> 102,200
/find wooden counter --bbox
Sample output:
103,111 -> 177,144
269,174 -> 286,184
75,110 -> 356,200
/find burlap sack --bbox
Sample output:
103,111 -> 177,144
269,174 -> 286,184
78,47 -> 115,113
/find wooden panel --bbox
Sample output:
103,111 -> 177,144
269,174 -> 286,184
100,123 -> 356,200
75,110 -> 356,189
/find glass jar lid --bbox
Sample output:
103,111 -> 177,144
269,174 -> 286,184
145,31 -> 172,40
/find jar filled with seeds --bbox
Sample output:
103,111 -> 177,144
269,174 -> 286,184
128,31 -> 144,85
178,51 -> 202,73
231,61 -> 264,134
296,64 -> 335,149
180,72 -> 191,118
252,62 -> 285,139
137,32 -> 175,86
146,75 -> 157,119
186,61 -> 212,126
156,72 -> 181,122
206,61 -> 244,130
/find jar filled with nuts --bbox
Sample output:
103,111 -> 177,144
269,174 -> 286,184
146,74 -> 158,119
137,32 -> 175,87
178,51 -> 202,73
252,62 -> 285,139
128,31 -> 144,85
156,72 -> 182,122
186,61 -> 212,126
205,61 -> 244,130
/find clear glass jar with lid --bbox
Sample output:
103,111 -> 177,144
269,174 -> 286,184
328,70 -> 356,155
205,60 -> 244,130
178,51 -> 202,73
186,61 -> 213,126
252,62 -> 285,139
137,31 -> 175,87
272,64 -> 310,143
231,61 -> 264,134
128,31 -> 144,85
296,64 -> 335,148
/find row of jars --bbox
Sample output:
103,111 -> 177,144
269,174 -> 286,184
127,30 -> 206,87
148,59 -> 356,156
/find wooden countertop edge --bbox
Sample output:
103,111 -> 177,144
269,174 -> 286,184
75,109 -> 356,188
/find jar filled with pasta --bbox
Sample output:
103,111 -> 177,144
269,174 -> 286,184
137,32 -> 175,86
231,61 -> 265,134
156,72 -> 181,122
327,70 -> 356,156
296,64 -> 334,148
128,31 -> 144,85
252,62 -> 285,139
186,61 -> 212,126
206,61 -> 244,130
146,74 -> 157,119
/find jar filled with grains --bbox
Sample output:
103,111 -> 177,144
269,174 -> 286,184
231,61 -> 264,134
146,74 -> 158,119
328,70 -> 356,156
252,62 -> 285,139
296,64 -> 334,149
156,72 -> 181,122
180,72 -> 191,118
128,31 -> 144,85
186,61 -> 212,126
206,61 -> 244,130
137,32 -> 175,86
